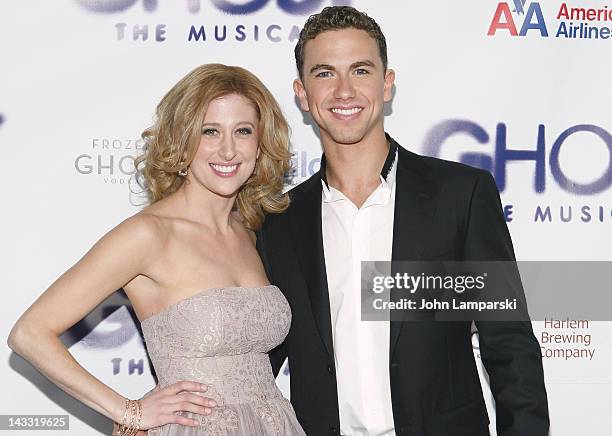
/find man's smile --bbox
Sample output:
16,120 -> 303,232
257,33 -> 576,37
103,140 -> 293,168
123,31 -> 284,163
330,106 -> 364,119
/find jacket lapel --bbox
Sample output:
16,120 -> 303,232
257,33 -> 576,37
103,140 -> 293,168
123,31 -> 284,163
389,144 -> 439,359
288,176 -> 334,360
286,142 -> 439,363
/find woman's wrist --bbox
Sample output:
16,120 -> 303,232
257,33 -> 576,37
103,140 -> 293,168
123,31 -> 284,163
108,393 -> 130,424
115,399 -> 143,436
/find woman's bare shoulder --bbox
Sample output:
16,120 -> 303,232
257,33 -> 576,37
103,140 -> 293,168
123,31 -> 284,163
110,208 -> 172,252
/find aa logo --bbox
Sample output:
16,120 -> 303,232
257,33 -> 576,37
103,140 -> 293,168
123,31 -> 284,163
488,0 -> 548,37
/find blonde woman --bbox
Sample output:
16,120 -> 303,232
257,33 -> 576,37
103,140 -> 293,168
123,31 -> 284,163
8,64 -> 306,436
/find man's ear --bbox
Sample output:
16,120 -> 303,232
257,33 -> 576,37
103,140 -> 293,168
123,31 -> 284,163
383,69 -> 395,103
293,79 -> 310,112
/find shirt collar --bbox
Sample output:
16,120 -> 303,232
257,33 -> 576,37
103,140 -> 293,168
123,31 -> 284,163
321,137 -> 398,204
320,134 -> 398,189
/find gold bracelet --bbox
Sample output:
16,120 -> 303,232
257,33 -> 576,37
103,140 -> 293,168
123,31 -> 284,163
118,398 -> 130,436
130,400 -> 142,436
135,399 -> 143,431
118,399 -> 142,436
129,400 -> 137,435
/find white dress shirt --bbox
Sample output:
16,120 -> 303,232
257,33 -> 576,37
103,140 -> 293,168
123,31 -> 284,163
321,149 -> 397,436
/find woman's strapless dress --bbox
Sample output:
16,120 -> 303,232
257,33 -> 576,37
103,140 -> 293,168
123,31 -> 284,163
141,285 -> 305,436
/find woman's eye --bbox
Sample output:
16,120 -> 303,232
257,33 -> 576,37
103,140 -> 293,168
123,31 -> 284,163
236,127 -> 253,135
202,128 -> 218,136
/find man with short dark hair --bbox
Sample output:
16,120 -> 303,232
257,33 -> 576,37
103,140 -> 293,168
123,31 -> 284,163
258,6 -> 549,436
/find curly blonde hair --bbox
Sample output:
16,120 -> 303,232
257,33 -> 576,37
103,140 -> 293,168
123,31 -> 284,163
136,64 -> 291,230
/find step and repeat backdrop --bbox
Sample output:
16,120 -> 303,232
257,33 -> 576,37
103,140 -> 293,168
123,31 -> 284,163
2,1 -> 611,434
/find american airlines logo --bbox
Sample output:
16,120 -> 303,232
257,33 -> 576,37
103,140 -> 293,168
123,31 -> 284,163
488,1 -> 612,40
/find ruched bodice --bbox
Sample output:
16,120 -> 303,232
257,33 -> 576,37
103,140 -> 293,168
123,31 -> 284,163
141,286 -> 304,436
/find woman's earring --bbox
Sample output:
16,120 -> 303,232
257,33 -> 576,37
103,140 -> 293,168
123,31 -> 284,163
178,164 -> 188,177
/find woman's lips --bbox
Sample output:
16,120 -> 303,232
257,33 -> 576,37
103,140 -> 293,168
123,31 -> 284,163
210,163 -> 240,177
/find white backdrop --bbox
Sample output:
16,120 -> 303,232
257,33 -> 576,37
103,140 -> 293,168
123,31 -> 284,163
2,1 -> 611,435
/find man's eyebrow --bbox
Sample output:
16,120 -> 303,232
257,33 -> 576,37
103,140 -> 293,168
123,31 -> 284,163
351,60 -> 376,69
309,64 -> 335,74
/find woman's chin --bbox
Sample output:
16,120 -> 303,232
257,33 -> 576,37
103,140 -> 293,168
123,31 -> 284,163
207,186 -> 241,199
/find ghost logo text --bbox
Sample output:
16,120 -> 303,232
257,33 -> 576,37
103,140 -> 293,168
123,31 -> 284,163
76,0 -> 352,15
423,120 -> 612,195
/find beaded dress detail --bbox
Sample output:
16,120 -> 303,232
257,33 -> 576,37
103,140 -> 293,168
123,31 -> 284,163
141,285 -> 304,436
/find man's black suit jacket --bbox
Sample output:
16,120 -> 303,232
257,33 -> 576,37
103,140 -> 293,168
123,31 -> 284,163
257,137 -> 549,436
